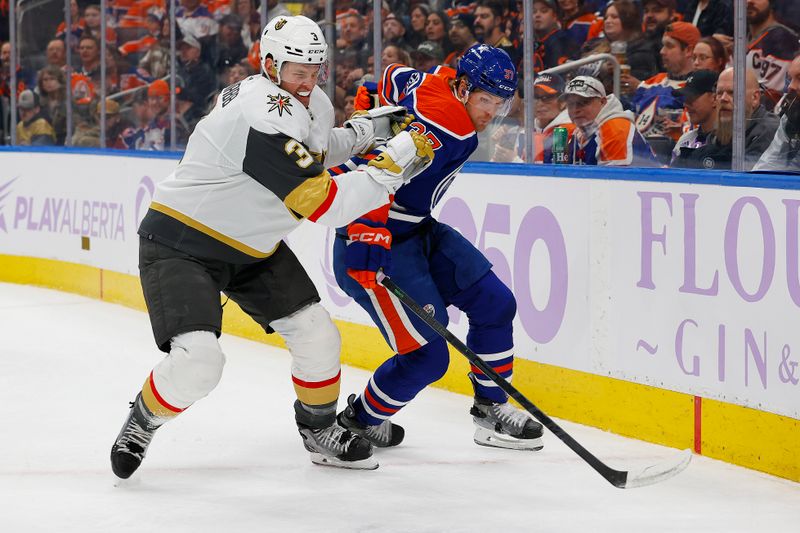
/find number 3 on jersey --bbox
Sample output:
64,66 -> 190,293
407,122 -> 442,151
285,139 -> 314,168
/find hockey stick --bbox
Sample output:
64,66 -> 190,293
377,273 -> 692,489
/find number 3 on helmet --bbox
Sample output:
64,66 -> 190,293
260,15 -> 329,85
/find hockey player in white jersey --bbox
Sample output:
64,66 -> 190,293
110,15 -> 434,477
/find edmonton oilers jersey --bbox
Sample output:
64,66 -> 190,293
332,64 -> 479,235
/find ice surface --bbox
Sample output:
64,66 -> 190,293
1,283 -> 797,533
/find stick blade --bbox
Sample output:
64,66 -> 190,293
622,449 -> 693,489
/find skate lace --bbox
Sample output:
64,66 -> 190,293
365,420 -> 393,446
489,402 -> 530,432
312,424 -> 356,454
118,419 -> 154,456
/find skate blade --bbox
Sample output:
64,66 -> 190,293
309,453 -> 379,470
473,427 -> 544,451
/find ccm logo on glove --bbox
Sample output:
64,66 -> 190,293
348,226 -> 392,248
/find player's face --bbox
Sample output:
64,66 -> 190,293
565,95 -> 604,127
280,62 -> 321,107
465,89 -> 507,132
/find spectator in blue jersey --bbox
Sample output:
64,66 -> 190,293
562,75 -> 658,166
558,0 -> 599,47
532,0 -> 579,72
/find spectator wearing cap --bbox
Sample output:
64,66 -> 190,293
178,33 -> 216,112
630,21 -> 700,142
474,0 -> 518,66
383,13 -> 412,52
445,13 -> 477,69
492,73 -> 576,163
747,0 -> 800,102
641,0 -> 677,71
216,14 -> 248,74
562,75 -> 657,166
670,69 -> 718,168
407,4 -> 431,49
411,41 -> 445,74
679,1 -> 733,47
694,67 -> 779,170
532,0 -> 579,72
558,0 -> 599,47
16,90 -> 55,146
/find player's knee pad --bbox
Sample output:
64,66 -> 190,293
153,330 -> 226,406
462,272 -> 517,328
398,337 -> 450,385
270,303 -> 341,380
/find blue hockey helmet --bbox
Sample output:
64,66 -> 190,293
456,44 -> 518,101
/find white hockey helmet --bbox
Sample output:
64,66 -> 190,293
259,15 -> 328,84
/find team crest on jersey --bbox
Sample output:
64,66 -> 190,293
404,72 -> 423,93
275,18 -> 287,30
267,94 -> 293,116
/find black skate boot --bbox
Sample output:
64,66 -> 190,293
294,400 -> 378,470
469,373 -> 544,451
110,393 -> 163,479
337,393 -> 405,448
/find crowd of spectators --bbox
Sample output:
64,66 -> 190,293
1,0 -> 799,170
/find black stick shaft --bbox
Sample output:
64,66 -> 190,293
380,275 -> 627,488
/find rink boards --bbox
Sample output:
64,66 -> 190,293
0,147 -> 797,482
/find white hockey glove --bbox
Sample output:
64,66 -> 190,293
364,130 -> 435,193
345,105 -> 415,154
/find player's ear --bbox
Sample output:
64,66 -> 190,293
456,78 -> 469,101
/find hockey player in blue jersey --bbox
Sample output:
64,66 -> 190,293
331,44 -> 544,451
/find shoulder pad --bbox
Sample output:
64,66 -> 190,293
241,75 -> 312,140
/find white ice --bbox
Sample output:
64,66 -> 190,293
1,282 -> 798,533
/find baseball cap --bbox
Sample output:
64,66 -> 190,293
643,0 -> 677,9
412,41 -> 444,62
534,73 -> 565,96
179,33 -> 201,50
18,89 -> 39,109
561,75 -> 606,99
673,69 -> 718,100
664,21 -> 701,48
148,79 -> 170,97
450,13 -> 475,31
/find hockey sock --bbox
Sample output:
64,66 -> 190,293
295,400 -> 337,429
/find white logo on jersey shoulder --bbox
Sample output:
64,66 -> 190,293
405,72 -> 423,94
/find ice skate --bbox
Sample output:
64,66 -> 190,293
110,393 -> 163,479
295,400 -> 378,470
337,393 -> 405,448
470,374 -> 544,451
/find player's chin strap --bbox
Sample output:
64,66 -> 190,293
375,270 -> 693,489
